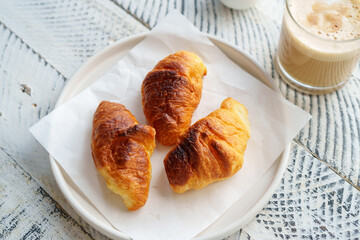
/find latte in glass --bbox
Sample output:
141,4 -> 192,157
275,0 -> 360,94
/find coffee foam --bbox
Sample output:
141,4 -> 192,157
289,0 -> 360,40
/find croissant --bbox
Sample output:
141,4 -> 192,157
164,97 -> 250,193
91,101 -> 156,210
141,50 -> 207,146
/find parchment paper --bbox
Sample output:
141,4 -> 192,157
30,11 -> 311,240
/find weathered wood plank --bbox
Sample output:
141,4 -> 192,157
244,142 -> 360,239
0,23 -> 111,240
0,23 -> 65,184
0,0 -> 148,78
291,82 -> 360,190
0,149 -> 93,240
114,0 -> 360,189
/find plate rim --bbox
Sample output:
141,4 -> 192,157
49,32 -> 290,240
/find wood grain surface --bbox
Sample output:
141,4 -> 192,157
0,0 -> 359,239
0,150 -> 94,239
245,143 -> 360,239
0,0 -> 148,78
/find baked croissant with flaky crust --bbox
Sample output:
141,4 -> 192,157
164,97 -> 250,193
141,50 -> 207,146
91,101 -> 156,211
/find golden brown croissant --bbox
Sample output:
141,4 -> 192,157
141,50 -> 207,146
164,97 -> 250,193
91,101 -> 156,210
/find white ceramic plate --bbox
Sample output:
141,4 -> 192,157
50,33 -> 290,240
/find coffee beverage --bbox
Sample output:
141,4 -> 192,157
276,0 -> 360,94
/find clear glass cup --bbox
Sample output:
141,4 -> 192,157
275,0 -> 360,95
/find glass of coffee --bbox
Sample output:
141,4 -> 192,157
275,0 -> 360,94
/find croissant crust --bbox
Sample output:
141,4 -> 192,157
91,101 -> 156,210
142,50 -> 207,146
164,97 -> 250,193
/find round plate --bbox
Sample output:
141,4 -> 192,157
50,32 -> 290,240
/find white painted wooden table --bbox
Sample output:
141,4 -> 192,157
0,0 -> 359,239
